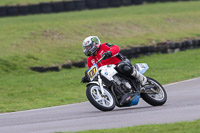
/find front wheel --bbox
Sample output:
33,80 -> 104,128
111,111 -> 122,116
141,77 -> 167,106
86,84 -> 116,111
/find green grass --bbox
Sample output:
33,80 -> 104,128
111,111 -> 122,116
65,119 -> 200,133
131,49 -> 200,84
0,49 -> 199,113
0,67 -> 86,112
0,1 -> 200,74
0,0 -> 71,6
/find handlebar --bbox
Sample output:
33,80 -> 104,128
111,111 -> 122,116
96,53 -> 118,65
96,55 -> 105,65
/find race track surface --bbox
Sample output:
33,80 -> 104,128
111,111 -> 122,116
0,78 -> 200,133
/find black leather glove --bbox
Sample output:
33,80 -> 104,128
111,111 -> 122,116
102,51 -> 112,59
81,76 -> 90,83
81,70 -> 90,83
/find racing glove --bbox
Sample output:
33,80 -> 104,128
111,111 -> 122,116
102,51 -> 112,59
81,76 -> 90,83
81,70 -> 90,83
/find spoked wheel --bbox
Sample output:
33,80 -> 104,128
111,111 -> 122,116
141,77 -> 167,106
86,84 -> 115,111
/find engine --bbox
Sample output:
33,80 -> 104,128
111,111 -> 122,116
113,75 -> 133,94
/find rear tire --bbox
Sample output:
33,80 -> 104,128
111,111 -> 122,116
141,77 -> 167,106
86,84 -> 116,111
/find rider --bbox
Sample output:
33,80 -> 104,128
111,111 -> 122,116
81,36 -> 147,105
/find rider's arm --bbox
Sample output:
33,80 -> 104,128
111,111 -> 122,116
87,56 -> 93,68
105,43 -> 119,56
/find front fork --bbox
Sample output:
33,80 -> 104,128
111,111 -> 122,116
98,74 -> 105,95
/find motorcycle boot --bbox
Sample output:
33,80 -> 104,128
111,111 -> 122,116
131,67 -> 147,86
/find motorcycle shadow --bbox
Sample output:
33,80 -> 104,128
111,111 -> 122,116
114,105 -> 153,112
90,105 -> 154,114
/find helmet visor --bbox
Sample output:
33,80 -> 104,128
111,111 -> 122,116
83,43 -> 93,56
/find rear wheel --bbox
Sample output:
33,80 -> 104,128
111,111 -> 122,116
141,77 -> 167,106
86,84 -> 116,111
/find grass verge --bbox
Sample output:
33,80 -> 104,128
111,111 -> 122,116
63,119 -> 200,133
0,49 -> 199,113
0,1 -> 200,73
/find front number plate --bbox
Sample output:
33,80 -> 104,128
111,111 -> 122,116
87,64 -> 98,80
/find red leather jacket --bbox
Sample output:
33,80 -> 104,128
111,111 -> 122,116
87,43 -> 125,68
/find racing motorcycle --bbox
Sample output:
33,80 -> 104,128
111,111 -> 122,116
85,55 -> 167,111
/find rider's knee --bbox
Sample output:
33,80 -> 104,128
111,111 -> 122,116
117,60 -> 133,75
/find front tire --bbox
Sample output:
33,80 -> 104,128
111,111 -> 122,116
141,77 -> 167,106
86,84 -> 116,111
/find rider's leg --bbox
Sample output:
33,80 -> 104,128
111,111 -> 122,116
117,59 -> 148,106
131,67 -> 147,86
117,59 -> 147,86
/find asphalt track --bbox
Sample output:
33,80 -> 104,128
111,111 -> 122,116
0,78 -> 200,133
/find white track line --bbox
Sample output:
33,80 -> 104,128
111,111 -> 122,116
163,77 -> 200,87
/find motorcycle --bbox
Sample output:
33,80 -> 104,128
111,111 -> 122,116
85,55 -> 167,111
